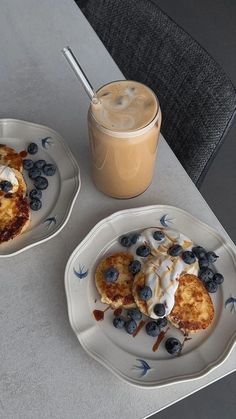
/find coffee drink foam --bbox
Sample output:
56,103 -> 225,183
91,80 -> 158,131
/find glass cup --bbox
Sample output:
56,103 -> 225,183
88,80 -> 161,198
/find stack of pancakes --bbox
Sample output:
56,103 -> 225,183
0,145 -> 30,243
95,252 -> 214,334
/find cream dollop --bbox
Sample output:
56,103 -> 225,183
129,228 -> 198,318
0,164 -> 18,192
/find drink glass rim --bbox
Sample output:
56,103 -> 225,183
89,80 -> 161,137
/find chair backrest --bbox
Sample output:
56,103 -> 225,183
81,0 -> 236,186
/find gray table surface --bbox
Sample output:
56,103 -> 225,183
0,1 -> 235,418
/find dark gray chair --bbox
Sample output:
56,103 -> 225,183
76,0 -> 236,186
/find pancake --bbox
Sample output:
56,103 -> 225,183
95,252 -> 136,308
0,145 -> 24,172
0,192 -> 30,243
167,274 -> 214,334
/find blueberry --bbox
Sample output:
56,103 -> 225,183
103,267 -> 119,283
182,251 -> 196,264
0,180 -> 12,192
205,280 -> 218,293
153,303 -> 166,317
165,337 -> 182,355
207,251 -> 219,264
128,260 -> 141,275
136,245 -> 151,257
146,321 -> 160,337
139,286 -> 152,301
119,235 -> 132,247
43,163 -> 56,176
198,267 -> 214,283
34,176 -> 48,190
153,230 -> 165,242
156,317 -> 168,329
130,233 -> 140,244
30,198 -> 42,211
192,246 -> 207,259
198,256 -> 209,269
127,308 -> 142,321
28,142 -> 38,154
29,168 -> 42,179
125,319 -> 137,334
23,159 -> 34,170
34,159 -> 46,169
113,316 -> 125,329
29,189 -> 42,200
168,244 -> 183,257
213,273 -> 224,284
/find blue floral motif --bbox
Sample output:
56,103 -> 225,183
160,214 -> 173,228
43,216 -> 57,229
133,359 -> 151,377
225,296 -> 236,313
74,265 -> 89,279
41,137 -> 53,149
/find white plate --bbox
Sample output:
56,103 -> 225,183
65,205 -> 236,387
0,119 -> 80,257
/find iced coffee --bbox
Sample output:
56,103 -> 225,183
88,80 -> 161,198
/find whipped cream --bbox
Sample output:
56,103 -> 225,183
0,164 -> 18,192
129,228 -> 198,318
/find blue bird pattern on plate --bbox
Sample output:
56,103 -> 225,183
133,359 -> 151,377
43,216 -> 57,229
225,296 -> 236,312
160,214 -> 173,228
41,137 -> 54,149
74,265 -> 89,279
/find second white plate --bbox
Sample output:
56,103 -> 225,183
0,119 -> 80,256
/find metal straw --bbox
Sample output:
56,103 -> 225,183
62,46 -> 100,104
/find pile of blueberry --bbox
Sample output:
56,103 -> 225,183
191,246 -> 223,293
113,306 -> 182,355
112,305 -> 182,354
167,244 -> 224,293
112,307 -> 168,337
113,308 -> 142,334
23,142 -> 57,211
